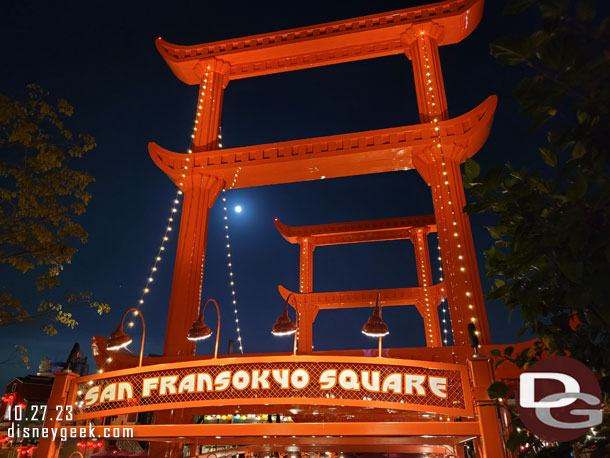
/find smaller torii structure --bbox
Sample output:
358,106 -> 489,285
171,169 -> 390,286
274,215 -> 445,351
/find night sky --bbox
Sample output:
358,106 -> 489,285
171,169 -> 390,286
1,0 -> 540,389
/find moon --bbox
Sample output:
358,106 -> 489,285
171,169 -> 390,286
234,205 -> 242,213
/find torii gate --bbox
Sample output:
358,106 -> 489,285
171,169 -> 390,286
33,3 -> 522,458
273,215 -> 445,350
150,0 -> 495,358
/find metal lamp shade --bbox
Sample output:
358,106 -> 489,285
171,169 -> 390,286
361,307 -> 389,337
106,327 -> 133,351
271,309 -> 297,336
187,320 -> 213,341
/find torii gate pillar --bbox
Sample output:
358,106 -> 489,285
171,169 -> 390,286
153,58 -> 229,458
403,24 -> 491,346
163,59 -> 229,357
410,228 -> 443,347
297,237 -> 317,353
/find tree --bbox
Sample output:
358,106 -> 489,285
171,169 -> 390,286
0,84 -> 109,367
463,0 -> 609,456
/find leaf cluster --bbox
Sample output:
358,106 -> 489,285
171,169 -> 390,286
464,1 -> 610,455
466,0 -> 610,378
0,85 -> 109,344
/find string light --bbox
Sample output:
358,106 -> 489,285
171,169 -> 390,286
219,129 -> 245,354
300,248 -> 305,293
126,190 -> 182,328
419,28 -> 478,344
221,192 -> 245,353
229,166 -> 242,189
180,66 -> 246,353
98,66 -> 213,375
434,233 -> 453,345
414,229 -> 436,346
96,190 -> 182,376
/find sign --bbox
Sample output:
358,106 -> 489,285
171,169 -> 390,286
71,356 -> 472,420
517,356 -> 602,442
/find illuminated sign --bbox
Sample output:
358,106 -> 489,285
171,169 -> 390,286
71,356 -> 472,419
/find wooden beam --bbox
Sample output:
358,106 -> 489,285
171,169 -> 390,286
278,284 -> 444,309
274,215 -> 436,245
156,0 -> 485,83
149,96 -> 496,191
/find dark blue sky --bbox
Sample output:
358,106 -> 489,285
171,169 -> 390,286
1,0 -> 539,388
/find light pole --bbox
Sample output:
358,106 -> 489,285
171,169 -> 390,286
271,293 -> 299,356
106,308 -> 146,367
187,298 -> 221,359
361,293 -> 389,357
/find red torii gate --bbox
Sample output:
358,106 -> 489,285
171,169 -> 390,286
35,2 -> 519,458
150,0 -> 494,358
273,215 -> 444,350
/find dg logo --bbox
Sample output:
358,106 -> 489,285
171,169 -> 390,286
517,356 -> 602,442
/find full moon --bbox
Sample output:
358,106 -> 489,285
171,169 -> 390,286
234,205 -> 242,213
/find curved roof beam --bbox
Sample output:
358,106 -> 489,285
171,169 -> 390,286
149,95 -> 496,190
156,0 -> 485,83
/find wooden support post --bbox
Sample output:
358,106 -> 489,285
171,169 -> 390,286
410,229 -> 442,347
296,237 -> 316,353
298,237 -> 314,294
154,59 -> 228,458
192,59 -> 230,151
163,174 -> 223,356
415,151 -> 491,346
163,58 -> 229,358
36,372 -> 78,458
403,23 -> 449,123
404,24 -> 490,346
468,356 -> 508,458
296,302 -> 318,354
